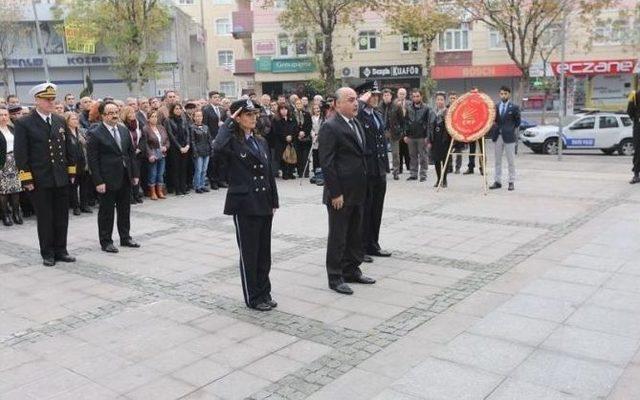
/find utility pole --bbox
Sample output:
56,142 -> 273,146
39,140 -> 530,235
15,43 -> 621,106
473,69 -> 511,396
31,0 -> 50,82
200,0 -> 209,97
557,4 -> 568,161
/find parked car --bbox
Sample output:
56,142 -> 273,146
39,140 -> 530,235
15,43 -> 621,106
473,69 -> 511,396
520,113 -> 634,155
519,119 -> 537,131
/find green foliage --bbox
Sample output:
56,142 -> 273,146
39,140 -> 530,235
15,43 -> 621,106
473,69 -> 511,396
61,0 -> 171,94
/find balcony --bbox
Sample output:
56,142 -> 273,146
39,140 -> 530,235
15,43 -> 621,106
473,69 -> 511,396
232,11 -> 254,39
234,59 -> 255,75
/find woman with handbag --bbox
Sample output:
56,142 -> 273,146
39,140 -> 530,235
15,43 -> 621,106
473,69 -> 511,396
190,110 -> 211,193
272,105 -> 297,180
143,110 -> 170,200
0,106 -> 22,226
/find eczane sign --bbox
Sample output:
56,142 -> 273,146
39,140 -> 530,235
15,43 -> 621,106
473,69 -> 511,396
551,59 -> 637,76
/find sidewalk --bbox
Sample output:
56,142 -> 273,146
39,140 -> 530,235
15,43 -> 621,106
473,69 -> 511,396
0,149 -> 638,399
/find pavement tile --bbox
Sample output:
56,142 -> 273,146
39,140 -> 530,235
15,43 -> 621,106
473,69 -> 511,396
200,370 -> 270,400
172,358 -> 232,387
487,378 -> 580,400
566,305 -> 640,339
496,294 -> 576,323
467,311 -> 558,346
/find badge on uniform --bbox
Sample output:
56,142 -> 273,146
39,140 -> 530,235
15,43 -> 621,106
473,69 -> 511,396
240,152 -> 247,158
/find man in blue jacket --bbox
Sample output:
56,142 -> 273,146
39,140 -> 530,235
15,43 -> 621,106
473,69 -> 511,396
490,86 -> 520,191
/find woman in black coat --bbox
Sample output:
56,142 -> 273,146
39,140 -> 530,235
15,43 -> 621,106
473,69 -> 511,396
164,103 -> 191,195
212,100 -> 279,311
190,109 -> 211,193
64,112 -> 92,215
428,92 -> 453,188
292,98 -> 313,178
272,105 -> 297,179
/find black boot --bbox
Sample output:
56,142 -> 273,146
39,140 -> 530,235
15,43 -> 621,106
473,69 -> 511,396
12,208 -> 23,225
0,196 -> 12,226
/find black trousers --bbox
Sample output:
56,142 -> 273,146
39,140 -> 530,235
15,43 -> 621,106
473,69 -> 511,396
326,204 -> 364,286
363,176 -> 387,253
312,149 -> 320,173
468,139 -> 485,170
633,131 -> 640,174
132,156 -> 145,199
31,185 -> 70,259
295,141 -> 312,177
233,214 -> 273,308
69,172 -> 92,209
169,149 -> 189,193
98,172 -> 132,247
208,152 -> 228,184
433,151 -> 451,185
399,139 -> 410,172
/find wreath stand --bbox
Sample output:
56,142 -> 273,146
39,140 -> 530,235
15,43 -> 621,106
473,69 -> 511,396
436,137 -> 488,195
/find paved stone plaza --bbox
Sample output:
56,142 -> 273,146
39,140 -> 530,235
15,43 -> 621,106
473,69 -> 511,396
1,147 -> 640,400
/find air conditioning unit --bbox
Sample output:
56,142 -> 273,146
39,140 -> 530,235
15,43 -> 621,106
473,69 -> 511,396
341,67 -> 354,78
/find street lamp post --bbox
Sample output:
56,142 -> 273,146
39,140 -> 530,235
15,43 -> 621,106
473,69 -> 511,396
557,5 -> 568,161
31,0 -> 50,82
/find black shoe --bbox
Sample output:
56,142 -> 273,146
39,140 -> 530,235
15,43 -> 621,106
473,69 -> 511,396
55,254 -> 76,263
407,176 -> 417,181
442,182 -> 448,188
480,169 -> 484,176
489,182 -> 502,190
210,183 -> 219,190
368,249 -> 392,257
266,296 -> 278,308
43,257 -> 55,267
344,275 -> 376,284
136,197 -> 144,204
12,211 -> 23,225
316,179 -> 324,186
202,187 -> 210,193
330,282 -> 353,295
252,302 -> 272,311
433,182 -> 439,188
195,188 -> 202,194
454,168 -> 461,174
463,169 -> 474,175
630,176 -> 640,184
362,255 -> 374,263
80,207 -> 93,213
310,176 -> 317,184
120,239 -> 140,248
102,244 -> 119,253
2,214 -> 13,226
419,177 -> 426,182
393,174 -> 399,181
508,182 -> 514,191
73,208 -> 82,216
218,182 -> 229,188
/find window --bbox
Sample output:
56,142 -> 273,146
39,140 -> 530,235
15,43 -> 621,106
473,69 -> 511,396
220,81 -> 236,98
177,0 -> 194,4
489,29 -> 506,49
213,0 -> 232,4
358,31 -> 378,51
215,18 -> 231,35
540,24 -> 562,48
402,35 -> 419,52
314,33 -> 325,54
594,20 -> 628,45
622,116 -> 632,127
599,116 -> 619,129
278,33 -> 290,56
571,117 -> 595,130
438,24 -> 469,51
217,50 -> 234,67
294,34 -> 308,56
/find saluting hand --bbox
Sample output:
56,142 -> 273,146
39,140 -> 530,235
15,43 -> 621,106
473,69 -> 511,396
331,195 -> 344,210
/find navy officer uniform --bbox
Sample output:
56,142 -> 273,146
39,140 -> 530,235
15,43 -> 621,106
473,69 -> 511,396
355,81 -> 392,260
213,99 -> 279,311
13,83 -> 77,266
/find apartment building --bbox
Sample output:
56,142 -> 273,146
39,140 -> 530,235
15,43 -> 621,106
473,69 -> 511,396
178,0 -> 637,110
3,0 -> 204,101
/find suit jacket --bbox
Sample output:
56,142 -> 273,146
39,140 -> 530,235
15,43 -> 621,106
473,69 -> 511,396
0,126 -> 7,170
213,122 -> 279,216
87,123 -> 139,191
202,103 -> 222,139
13,110 -> 76,189
318,114 -> 367,206
492,101 -> 521,143
357,102 -> 389,178
136,110 -> 148,130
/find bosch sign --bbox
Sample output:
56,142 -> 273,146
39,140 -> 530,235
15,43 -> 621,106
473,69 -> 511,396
551,59 -> 637,76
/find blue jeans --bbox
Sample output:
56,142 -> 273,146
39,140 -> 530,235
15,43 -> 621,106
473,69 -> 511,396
193,156 -> 210,190
148,157 -> 166,186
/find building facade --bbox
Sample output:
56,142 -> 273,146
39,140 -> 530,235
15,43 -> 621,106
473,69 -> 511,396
175,0 -> 638,110
2,0 -> 204,102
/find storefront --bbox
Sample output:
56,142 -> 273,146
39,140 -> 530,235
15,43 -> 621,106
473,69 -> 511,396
355,64 -> 422,90
431,64 -> 522,99
255,57 -> 316,96
551,59 -> 638,111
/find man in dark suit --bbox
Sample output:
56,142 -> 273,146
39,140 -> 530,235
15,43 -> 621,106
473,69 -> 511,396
87,101 -> 140,253
203,90 -> 227,190
628,88 -> 640,184
356,82 -> 392,261
319,87 -> 376,295
13,83 -> 77,266
490,86 -> 521,191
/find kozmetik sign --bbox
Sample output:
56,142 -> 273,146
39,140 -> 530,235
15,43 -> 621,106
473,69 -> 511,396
551,59 -> 637,76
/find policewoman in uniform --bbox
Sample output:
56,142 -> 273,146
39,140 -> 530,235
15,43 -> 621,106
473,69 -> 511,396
14,83 -> 77,266
213,99 -> 279,311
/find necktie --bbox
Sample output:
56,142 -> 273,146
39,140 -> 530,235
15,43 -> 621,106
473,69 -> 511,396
349,119 -> 363,147
45,116 -> 51,127
501,103 -> 506,118
112,127 -> 122,150
371,112 -> 381,130
248,135 -> 260,154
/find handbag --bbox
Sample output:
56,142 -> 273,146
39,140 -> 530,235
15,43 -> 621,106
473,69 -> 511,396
282,144 -> 297,165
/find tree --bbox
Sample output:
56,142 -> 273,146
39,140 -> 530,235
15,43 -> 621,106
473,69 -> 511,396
60,0 -> 171,95
0,1 -> 26,96
263,0 -> 377,95
455,0 -> 612,102
380,0 -> 457,98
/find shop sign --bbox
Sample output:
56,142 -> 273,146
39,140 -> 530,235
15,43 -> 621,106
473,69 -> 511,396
254,40 -> 276,55
256,57 -> 272,73
551,59 -> 637,76
360,64 -> 422,78
271,58 -> 315,73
